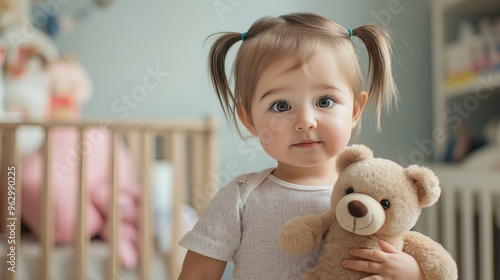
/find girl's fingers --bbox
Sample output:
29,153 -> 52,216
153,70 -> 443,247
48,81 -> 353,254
349,239 -> 398,262
348,247 -> 385,262
342,259 -> 382,274
378,238 -> 398,253
360,275 -> 384,280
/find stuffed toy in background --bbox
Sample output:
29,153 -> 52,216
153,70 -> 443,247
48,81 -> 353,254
1,0 -> 59,155
279,144 -> 458,280
4,47 -> 51,120
46,56 -> 93,120
0,0 -> 31,32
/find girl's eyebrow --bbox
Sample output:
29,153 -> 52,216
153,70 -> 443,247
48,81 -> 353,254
260,87 -> 286,100
259,84 -> 342,100
318,84 -> 341,92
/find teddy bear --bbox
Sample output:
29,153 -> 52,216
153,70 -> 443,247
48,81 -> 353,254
279,144 -> 458,280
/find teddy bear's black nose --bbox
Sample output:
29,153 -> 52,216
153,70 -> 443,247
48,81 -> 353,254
348,200 -> 367,218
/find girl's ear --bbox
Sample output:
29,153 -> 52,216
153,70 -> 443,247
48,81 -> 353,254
236,104 -> 257,136
352,91 -> 368,129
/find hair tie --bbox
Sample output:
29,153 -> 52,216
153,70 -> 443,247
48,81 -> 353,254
241,32 -> 247,41
347,28 -> 353,37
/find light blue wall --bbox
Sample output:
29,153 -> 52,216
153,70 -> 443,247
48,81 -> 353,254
53,1 -> 431,277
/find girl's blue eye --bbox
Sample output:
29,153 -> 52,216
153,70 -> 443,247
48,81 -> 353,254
270,100 -> 291,112
316,96 -> 335,108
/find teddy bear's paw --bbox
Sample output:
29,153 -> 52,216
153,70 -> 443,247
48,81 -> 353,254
279,220 -> 318,254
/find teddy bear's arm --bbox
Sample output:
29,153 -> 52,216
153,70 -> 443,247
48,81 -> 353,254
403,231 -> 458,280
279,209 -> 335,255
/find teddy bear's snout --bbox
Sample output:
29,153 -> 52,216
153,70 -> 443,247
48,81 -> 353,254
347,200 -> 367,218
336,193 -> 386,236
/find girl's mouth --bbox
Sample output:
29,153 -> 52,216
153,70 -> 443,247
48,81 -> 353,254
292,141 -> 321,148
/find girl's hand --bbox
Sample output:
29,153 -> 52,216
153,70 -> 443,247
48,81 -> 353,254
341,239 -> 425,280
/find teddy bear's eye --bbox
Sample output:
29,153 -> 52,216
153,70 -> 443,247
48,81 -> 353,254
380,199 -> 390,210
345,187 -> 354,195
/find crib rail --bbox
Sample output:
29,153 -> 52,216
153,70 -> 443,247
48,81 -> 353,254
0,117 -> 218,280
414,165 -> 500,280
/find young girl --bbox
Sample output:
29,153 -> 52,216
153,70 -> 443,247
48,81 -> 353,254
179,13 -> 424,279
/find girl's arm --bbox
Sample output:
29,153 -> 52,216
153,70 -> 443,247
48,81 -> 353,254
178,250 -> 227,280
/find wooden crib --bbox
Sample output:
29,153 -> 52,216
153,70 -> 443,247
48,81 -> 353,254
0,117 -> 218,280
414,165 -> 500,280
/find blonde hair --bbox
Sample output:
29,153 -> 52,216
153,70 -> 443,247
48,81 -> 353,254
209,12 -> 397,136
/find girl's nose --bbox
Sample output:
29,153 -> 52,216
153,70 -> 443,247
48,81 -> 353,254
294,109 -> 317,131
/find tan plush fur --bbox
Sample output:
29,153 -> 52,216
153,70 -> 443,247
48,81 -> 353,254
279,145 -> 458,280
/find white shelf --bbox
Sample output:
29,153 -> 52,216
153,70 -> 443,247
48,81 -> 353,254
443,71 -> 500,98
432,0 -> 500,160
443,0 -> 500,16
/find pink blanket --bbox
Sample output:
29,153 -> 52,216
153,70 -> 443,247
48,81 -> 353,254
21,127 -> 141,268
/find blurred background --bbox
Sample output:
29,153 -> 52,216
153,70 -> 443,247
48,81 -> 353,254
59,0 -> 436,169
0,0 -> 499,279
39,0 -> 500,172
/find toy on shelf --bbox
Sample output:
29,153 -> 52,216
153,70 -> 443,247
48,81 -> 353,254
445,17 -> 500,87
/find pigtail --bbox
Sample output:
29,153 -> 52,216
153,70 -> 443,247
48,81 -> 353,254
207,32 -> 243,125
352,25 -> 398,130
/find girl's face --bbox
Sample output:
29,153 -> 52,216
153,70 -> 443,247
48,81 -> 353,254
238,45 -> 366,172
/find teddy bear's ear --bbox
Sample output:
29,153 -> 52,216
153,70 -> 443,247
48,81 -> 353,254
403,165 -> 441,208
336,144 -> 374,173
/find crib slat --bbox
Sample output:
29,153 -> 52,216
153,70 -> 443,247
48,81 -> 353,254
479,190 -> 493,280
2,129 -> 21,280
139,131 -> 153,280
0,128 -> 3,178
76,128 -> 88,280
126,131 -> 142,182
41,127 -> 54,280
0,130 -> 5,280
169,131 -> 186,280
162,131 -> 172,162
460,188 -> 475,280
203,117 -> 218,211
441,186 -> 456,260
107,131 -> 121,280
13,137 -> 22,280
191,132 -> 205,215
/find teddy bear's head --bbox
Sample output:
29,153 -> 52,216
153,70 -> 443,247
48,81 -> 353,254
332,145 -> 441,237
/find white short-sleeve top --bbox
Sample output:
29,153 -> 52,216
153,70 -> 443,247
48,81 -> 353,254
179,169 -> 333,279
